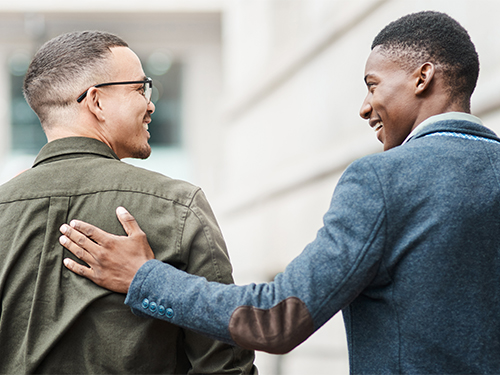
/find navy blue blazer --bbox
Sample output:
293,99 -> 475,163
126,117 -> 500,374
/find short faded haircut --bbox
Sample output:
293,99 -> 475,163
23,30 -> 128,127
372,11 -> 479,111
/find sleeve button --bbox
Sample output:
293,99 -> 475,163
165,308 -> 174,318
158,305 -> 166,316
149,301 -> 157,313
141,298 -> 149,309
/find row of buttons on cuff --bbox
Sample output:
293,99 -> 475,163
142,298 -> 174,318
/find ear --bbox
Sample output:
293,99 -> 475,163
415,62 -> 435,95
85,87 -> 105,122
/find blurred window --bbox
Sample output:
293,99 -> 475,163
143,52 -> 183,148
9,51 -> 45,154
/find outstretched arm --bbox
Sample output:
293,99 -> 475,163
59,159 -> 387,353
60,206 -> 154,294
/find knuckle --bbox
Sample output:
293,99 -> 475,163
98,251 -> 108,263
76,236 -> 86,246
75,248 -> 83,259
123,212 -> 135,221
94,272 -> 103,284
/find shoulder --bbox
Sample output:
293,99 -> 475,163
342,147 -> 404,179
348,138 -> 433,172
338,144 -> 426,196
0,158 -> 202,209
102,160 -> 202,207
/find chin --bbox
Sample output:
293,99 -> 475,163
139,149 -> 152,159
131,145 -> 152,160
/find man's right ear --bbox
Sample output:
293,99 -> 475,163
86,87 -> 105,122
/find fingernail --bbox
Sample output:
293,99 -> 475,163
70,220 -> 76,228
63,258 -> 70,267
60,224 -> 67,234
116,206 -> 128,216
59,236 -> 67,245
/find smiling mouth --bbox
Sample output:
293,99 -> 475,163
372,121 -> 383,132
143,116 -> 151,131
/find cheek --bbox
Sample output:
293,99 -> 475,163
377,91 -> 407,122
118,95 -> 147,116
134,101 -> 149,119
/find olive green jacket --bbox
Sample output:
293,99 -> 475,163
0,137 -> 256,374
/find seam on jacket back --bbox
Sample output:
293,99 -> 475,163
0,188 -> 198,208
186,189 -> 225,283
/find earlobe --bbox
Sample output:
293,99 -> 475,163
86,87 -> 105,122
415,62 -> 435,95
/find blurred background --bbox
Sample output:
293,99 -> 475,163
1,0 -> 500,373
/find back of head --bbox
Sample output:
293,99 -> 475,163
23,31 -> 128,128
372,11 -> 479,111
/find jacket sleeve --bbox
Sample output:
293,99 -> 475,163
165,189 -> 257,374
125,158 -> 387,354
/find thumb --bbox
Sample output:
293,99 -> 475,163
116,206 -> 143,237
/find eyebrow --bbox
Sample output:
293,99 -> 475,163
130,75 -> 148,84
129,76 -> 148,88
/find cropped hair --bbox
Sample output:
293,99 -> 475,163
23,31 -> 128,126
372,11 -> 479,109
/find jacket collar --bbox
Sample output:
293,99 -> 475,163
33,137 -> 120,168
405,113 -> 499,145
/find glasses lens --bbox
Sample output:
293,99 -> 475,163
145,79 -> 153,103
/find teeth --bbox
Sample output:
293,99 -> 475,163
143,123 -> 149,131
373,122 -> 383,132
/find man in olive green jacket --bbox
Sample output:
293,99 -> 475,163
0,31 -> 256,374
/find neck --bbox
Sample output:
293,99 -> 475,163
45,125 -> 100,143
411,96 -> 469,133
44,116 -> 113,152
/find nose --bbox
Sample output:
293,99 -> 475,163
359,95 -> 372,120
148,100 -> 156,114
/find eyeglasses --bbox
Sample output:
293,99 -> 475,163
76,77 -> 153,103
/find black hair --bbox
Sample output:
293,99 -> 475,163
24,30 -> 128,126
372,11 -> 479,109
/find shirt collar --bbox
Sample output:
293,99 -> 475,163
402,112 -> 483,145
33,137 -> 120,168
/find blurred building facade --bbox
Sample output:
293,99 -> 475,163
1,0 -> 500,373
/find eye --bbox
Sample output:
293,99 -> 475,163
366,82 -> 378,94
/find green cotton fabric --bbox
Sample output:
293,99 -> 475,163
0,137 -> 256,374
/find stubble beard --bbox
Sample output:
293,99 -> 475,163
132,143 -> 152,159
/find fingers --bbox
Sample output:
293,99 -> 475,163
66,219 -> 109,245
59,224 -> 99,264
63,258 -> 94,279
59,209 -> 152,294
116,206 -> 145,237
